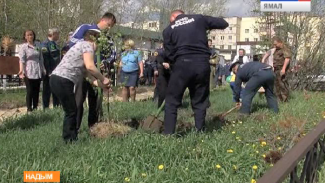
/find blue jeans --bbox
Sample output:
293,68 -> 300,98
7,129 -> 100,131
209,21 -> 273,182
230,82 -> 243,102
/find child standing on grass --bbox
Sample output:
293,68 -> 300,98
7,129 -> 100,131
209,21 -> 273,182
50,30 -> 110,142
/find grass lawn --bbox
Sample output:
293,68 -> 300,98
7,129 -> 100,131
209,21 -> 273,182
0,91 -> 26,109
0,87 -> 325,183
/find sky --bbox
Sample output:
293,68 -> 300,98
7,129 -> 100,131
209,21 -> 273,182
226,0 -> 254,17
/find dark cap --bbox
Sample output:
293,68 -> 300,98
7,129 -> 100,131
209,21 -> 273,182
229,61 -> 241,72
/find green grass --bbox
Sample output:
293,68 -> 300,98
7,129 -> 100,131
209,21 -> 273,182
1,87 -> 325,183
0,91 -> 26,109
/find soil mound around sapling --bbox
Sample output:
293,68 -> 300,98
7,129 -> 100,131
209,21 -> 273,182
90,122 -> 133,138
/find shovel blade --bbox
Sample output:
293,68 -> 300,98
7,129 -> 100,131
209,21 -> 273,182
141,116 -> 163,133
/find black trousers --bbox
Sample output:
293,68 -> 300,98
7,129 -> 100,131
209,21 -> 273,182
75,79 -> 100,131
24,78 -> 41,111
156,68 -> 171,108
144,67 -> 153,85
43,75 -> 60,109
50,75 -> 78,141
164,57 -> 210,134
240,69 -> 279,114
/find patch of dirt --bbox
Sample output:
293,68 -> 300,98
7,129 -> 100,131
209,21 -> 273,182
0,107 -> 27,124
264,151 -> 283,164
106,86 -> 154,102
90,122 -> 133,138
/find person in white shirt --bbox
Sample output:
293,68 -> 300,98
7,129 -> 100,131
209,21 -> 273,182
232,49 -> 250,64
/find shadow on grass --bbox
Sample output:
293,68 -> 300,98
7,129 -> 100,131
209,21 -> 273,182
0,110 -> 58,133
251,103 -> 269,113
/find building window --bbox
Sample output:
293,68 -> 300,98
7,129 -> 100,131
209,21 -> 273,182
221,36 -> 224,40
245,38 -> 249,42
228,36 -> 232,40
254,38 -> 258,42
254,29 -> 258,33
228,45 -> 232,50
212,36 -> 216,40
229,27 -> 232,31
149,22 -> 157,28
245,29 -> 249,33
220,45 -> 224,49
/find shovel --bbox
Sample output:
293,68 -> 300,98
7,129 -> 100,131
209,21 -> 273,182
217,105 -> 240,120
140,101 -> 165,133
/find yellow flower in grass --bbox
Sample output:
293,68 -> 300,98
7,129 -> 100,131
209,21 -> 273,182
185,168 -> 189,171
141,173 -> 147,177
252,165 -> 258,170
239,121 -> 243,124
261,141 -> 267,146
236,137 -> 240,140
251,179 -> 257,183
262,154 -> 266,158
158,165 -> 164,170
227,149 -> 234,153
278,147 -> 282,150
270,164 -> 274,167
256,151 -> 259,154
216,164 -> 222,169
277,137 -> 281,140
232,131 -> 236,134
233,165 -> 237,170
124,177 -> 130,182
252,144 -> 256,148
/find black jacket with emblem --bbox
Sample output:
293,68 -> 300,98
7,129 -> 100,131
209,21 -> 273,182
163,14 -> 228,62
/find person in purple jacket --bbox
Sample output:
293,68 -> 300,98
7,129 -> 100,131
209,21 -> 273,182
71,12 -> 116,132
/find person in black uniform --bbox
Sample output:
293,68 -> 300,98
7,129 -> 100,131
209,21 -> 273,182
41,28 -> 61,109
153,47 -> 171,108
163,10 -> 229,134
144,53 -> 154,86
231,61 -> 279,114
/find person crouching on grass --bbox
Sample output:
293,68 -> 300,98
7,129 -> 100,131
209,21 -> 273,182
50,30 -> 110,142
119,39 -> 144,102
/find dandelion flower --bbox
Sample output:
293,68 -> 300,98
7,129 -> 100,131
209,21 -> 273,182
232,131 -> 236,134
261,141 -> 267,146
252,144 -> 256,148
158,165 -> 164,170
262,154 -> 266,158
252,165 -> 258,170
270,164 -> 274,167
227,149 -> 234,153
141,173 -> 147,177
232,124 -> 236,127
239,121 -> 243,124
233,165 -> 237,170
277,137 -> 281,140
238,139 -> 242,142
256,151 -> 259,154
124,177 -> 130,182
278,147 -> 282,150
216,164 -> 222,169
251,179 -> 257,183
236,137 -> 240,140
185,168 -> 189,171
201,140 -> 204,143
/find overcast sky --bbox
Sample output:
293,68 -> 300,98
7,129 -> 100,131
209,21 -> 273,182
226,0 -> 254,17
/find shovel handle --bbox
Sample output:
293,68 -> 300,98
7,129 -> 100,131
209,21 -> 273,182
155,100 -> 165,117
221,106 -> 240,118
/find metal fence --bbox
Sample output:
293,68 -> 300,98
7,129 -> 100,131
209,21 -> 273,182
258,121 -> 325,183
0,75 -> 25,94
